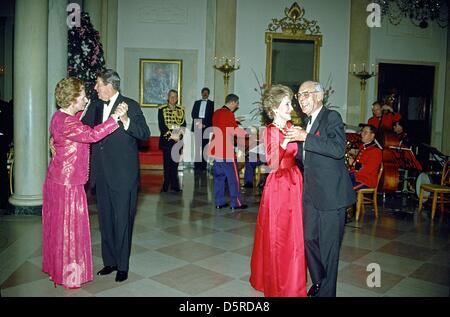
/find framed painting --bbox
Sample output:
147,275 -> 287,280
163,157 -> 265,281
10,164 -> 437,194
139,59 -> 182,107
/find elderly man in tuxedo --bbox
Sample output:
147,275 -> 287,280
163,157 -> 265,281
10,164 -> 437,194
81,69 -> 150,282
286,81 -> 355,297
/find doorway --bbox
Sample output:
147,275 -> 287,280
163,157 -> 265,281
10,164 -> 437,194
377,62 -> 435,168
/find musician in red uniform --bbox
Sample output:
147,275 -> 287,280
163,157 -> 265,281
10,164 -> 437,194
348,125 -> 382,190
368,101 -> 401,131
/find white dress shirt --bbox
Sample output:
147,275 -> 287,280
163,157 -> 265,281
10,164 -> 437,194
303,105 -> 323,159
199,100 -> 207,119
102,92 -> 119,122
102,92 -> 130,130
306,105 -> 323,133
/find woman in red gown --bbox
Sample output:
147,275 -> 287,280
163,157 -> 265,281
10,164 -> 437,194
250,84 -> 307,297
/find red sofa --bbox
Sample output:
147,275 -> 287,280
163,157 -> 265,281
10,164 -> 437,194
138,136 -> 163,169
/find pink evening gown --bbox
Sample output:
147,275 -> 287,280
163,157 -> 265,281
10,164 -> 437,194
42,110 -> 118,289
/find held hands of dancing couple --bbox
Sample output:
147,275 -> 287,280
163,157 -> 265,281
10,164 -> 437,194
279,126 -> 308,149
111,102 -> 129,123
49,102 -> 130,157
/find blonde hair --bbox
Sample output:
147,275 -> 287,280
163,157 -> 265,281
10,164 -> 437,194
55,77 -> 84,109
262,84 -> 293,120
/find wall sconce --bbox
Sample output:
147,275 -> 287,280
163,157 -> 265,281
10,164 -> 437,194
350,63 -> 378,123
213,56 -> 240,102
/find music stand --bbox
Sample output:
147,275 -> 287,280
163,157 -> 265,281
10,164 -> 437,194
388,146 -> 422,171
389,146 -> 423,194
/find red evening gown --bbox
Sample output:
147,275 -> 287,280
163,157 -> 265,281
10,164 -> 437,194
249,122 -> 307,297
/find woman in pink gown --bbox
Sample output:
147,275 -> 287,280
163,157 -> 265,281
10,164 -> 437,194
250,84 -> 307,297
42,77 -> 127,289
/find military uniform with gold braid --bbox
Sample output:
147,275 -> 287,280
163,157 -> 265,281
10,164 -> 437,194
158,103 -> 186,192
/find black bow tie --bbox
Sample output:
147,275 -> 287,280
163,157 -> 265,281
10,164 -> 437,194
104,100 -> 110,105
306,115 -> 312,124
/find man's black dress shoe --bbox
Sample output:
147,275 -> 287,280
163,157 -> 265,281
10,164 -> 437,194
171,188 -> 182,193
230,204 -> 248,210
243,183 -> 254,188
97,266 -> 117,275
215,203 -> 229,209
115,271 -> 128,282
307,283 -> 321,297
160,187 -> 168,193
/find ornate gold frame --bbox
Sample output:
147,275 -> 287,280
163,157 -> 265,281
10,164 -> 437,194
139,59 -> 182,108
265,32 -> 322,85
264,3 -> 323,125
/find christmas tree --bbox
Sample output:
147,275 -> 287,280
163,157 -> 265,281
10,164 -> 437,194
68,12 -> 105,99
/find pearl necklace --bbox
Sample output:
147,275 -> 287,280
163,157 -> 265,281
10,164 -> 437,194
272,120 -> 287,134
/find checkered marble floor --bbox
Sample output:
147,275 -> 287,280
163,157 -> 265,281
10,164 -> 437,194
1,169 -> 449,297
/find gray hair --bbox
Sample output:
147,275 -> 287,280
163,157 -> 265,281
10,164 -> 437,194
312,81 -> 324,92
97,69 -> 121,91
302,80 -> 324,93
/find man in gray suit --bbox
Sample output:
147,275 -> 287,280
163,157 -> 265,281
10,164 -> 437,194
287,81 -> 355,297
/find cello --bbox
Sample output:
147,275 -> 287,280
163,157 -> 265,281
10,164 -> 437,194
380,131 -> 401,192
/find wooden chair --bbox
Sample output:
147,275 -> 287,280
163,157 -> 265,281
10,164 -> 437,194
355,164 -> 383,221
418,160 -> 450,220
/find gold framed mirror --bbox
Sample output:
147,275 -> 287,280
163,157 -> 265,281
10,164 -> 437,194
265,32 -> 322,89
264,3 -> 323,124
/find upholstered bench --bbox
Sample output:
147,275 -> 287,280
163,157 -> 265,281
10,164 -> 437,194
138,136 -> 163,170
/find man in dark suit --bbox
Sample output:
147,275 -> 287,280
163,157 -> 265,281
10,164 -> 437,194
81,69 -> 150,282
191,87 -> 214,171
287,81 -> 355,297
0,99 -> 13,210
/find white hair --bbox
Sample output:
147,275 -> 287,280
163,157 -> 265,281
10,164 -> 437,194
302,81 -> 324,93
313,82 -> 324,92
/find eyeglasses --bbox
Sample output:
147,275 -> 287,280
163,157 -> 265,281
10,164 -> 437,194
294,90 -> 319,100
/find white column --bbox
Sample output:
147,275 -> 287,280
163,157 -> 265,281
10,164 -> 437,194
47,0 -> 68,163
101,0 -> 118,69
346,0 -> 371,126
84,0 -> 118,69
83,0 -> 103,32
214,0 -> 237,105
205,0 -> 217,97
9,0 -> 49,213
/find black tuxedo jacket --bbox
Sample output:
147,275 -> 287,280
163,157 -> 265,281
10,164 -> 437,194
82,94 -> 150,191
190,99 -> 214,132
296,107 -> 355,210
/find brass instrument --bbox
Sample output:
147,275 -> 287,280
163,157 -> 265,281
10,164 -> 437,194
345,132 -> 361,169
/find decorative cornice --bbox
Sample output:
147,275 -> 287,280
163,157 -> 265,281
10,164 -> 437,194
267,2 -> 321,35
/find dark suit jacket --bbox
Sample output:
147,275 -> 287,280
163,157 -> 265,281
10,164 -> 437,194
190,99 -> 214,132
296,107 -> 355,210
82,94 -> 150,191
